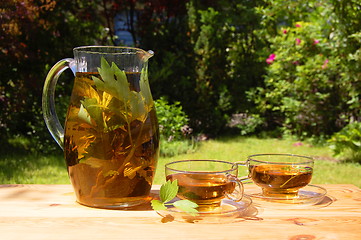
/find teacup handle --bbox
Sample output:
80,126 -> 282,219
225,175 -> 244,202
42,58 -> 75,149
235,161 -> 253,183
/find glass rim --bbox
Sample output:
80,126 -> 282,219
73,46 -> 154,56
165,159 -> 238,174
247,153 -> 314,165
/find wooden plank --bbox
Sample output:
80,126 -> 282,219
0,184 -> 360,240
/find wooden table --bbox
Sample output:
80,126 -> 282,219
0,184 -> 360,240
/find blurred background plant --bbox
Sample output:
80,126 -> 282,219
0,0 -> 360,162
154,97 -> 196,157
328,122 -> 361,162
0,0 -> 107,154
248,0 -> 360,160
154,97 -> 190,142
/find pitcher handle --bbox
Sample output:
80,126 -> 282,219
42,58 -> 74,149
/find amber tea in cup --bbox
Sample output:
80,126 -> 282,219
165,160 -> 244,210
246,154 -> 314,198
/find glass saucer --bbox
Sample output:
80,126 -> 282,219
244,184 -> 328,209
156,196 -> 252,223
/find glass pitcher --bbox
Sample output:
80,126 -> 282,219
42,46 -> 159,209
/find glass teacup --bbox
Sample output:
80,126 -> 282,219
243,154 -> 314,198
165,160 -> 244,211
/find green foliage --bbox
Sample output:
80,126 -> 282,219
189,5 -> 229,133
229,113 -> 264,136
249,0 -> 361,139
138,0 -> 266,135
1,0 -> 360,154
154,97 -> 189,141
154,97 -> 196,157
185,0 -> 265,134
137,0 -> 198,131
328,122 -> 361,162
0,0 -> 106,152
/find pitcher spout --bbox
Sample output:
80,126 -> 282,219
144,50 -> 154,61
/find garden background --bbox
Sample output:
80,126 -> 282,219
0,0 -> 360,185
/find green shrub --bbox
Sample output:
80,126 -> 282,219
154,96 -> 190,141
154,96 -> 197,157
228,113 -> 264,136
328,122 -> 361,162
249,18 -> 360,138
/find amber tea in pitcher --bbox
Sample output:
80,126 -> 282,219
43,47 -> 159,209
65,71 -> 159,207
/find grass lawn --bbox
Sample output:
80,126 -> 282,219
1,136 -> 360,187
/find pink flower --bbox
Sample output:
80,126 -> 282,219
295,23 -> 301,28
292,60 -> 300,65
313,39 -> 320,45
296,38 -> 301,45
293,142 -> 303,147
322,59 -> 329,69
266,53 -> 276,64
282,29 -> 288,34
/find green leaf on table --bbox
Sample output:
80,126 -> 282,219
173,200 -> 199,214
151,180 -> 198,215
150,200 -> 167,211
160,179 -> 178,203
